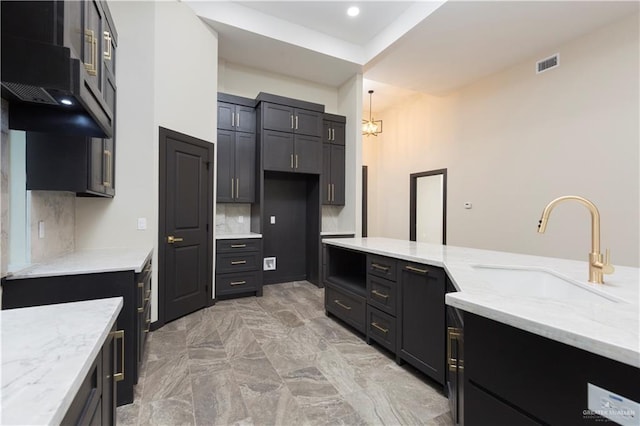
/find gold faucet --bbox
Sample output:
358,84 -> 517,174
537,196 -> 614,284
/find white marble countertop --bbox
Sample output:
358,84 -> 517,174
321,231 -> 356,237
324,237 -> 640,368
6,247 -> 153,280
1,297 -> 123,425
216,232 -> 262,240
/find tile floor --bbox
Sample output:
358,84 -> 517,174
117,281 -> 453,425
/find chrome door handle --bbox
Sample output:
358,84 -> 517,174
167,235 -> 183,244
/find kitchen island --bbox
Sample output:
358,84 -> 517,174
1,297 -> 123,425
323,237 -> 639,425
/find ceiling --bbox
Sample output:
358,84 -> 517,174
186,1 -> 639,113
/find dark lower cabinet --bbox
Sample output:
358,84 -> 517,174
446,304 -> 464,426
215,238 -> 263,298
61,324 -> 117,426
465,313 -> 640,425
1,257 -> 152,406
398,262 -> 445,385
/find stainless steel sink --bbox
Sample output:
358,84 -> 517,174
471,264 -> 624,304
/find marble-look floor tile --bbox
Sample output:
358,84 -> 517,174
315,347 -> 363,396
282,366 -> 340,400
426,411 -> 455,425
230,350 -> 284,395
307,316 -> 363,345
191,369 -> 251,426
240,385 -> 309,426
222,325 -> 262,359
145,329 -> 187,361
296,395 -> 367,426
272,309 -> 305,328
116,401 -> 141,426
138,397 -> 195,426
142,354 -> 192,403
261,335 -> 320,375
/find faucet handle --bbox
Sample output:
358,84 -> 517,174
602,249 -> 615,275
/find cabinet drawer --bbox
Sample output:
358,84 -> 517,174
216,271 -> 259,295
216,239 -> 261,253
367,306 -> 397,354
216,252 -> 260,273
326,284 -> 366,334
367,275 -> 397,316
136,260 -> 152,313
367,255 -> 397,281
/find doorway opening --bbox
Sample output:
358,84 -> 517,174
410,169 -> 447,244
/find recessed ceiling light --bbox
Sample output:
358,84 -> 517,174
347,6 -> 360,17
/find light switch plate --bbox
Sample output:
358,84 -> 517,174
137,218 -> 147,230
587,383 -> 638,426
270,216 -> 276,225
38,221 -> 45,239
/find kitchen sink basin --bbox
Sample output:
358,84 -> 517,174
471,264 -> 624,304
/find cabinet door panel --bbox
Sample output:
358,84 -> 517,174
234,132 -> 256,203
217,102 -> 235,131
332,121 -> 346,145
103,138 -> 115,196
216,130 -> 234,202
331,145 -> 345,205
294,135 -> 322,174
294,108 -> 323,137
88,137 -> 105,194
323,121 -> 332,144
236,106 -> 256,133
263,103 -> 294,133
322,143 -> 331,204
83,0 -> 103,93
263,130 -> 294,172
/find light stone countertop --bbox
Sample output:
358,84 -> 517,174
1,297 -> 123,425
323,237 -> 640,368
321,231 -> 356,237
216,232 -> 262,240
6,247 -> 153,280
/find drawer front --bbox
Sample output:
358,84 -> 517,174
367,275 -> 397,316
216,252 -> 260,273
216,239 -> 261,253
136,260 -> 152,315
216,271 -> 259,295
326,285 -> 366,333
367,255 -> 397,281
368,306 -> 397,354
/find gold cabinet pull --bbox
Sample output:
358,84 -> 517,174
236,112 -> 240,128
327,184 -> 331,202
295,115 -> 299,130
405,265 -> 429,275
167,235 -> 183,244
84,29 -> 98,76
331,184 -> 335,202
371,322 -> 389,334
290,154 -> 294,169
334,300 -> 351,310
230,244 -> 246,248
231,178 -> 235,199
231,111 -> 235,127
103,31 -> 112,60
230,280 -> 246,286
328,128 -> 331,140
112,329 -> 125,382
295,154 -> 299,169
371,289 -> 389,299
371,263 -> 389,272
447,327 -> 461,372
236,178 -> 239,199
231,260 -> 247,265
332,128 -> 335,141
290,114 -> 294,129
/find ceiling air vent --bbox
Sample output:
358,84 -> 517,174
536,53 -> 559,74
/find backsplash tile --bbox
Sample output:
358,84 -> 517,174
321,206 -> 340,233
30,191 -> 75,263
216,203 -> 251,235
1,99 -> 9,277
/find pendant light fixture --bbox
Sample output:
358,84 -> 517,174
362,90 -> 382,136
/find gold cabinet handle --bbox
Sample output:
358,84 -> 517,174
231,111 -> 235,127
327,184 -> 331,202
295,154 -> 299,169
112,329 -> 125,382
84,29 -> 98,76
137,281 -> 144,311
231,178 -> 235,199
371,322 -> 389,334
328,128 -> 331,140
371,289 -> 389,299
405,265 -> 429,275
447,327 -> 461,372
295,115 -> 299,130
230,244 -> 246,248
236,178 -> 239,199
231,260 -> 247,265
103,31 -> 112,60
290,114 -> 294,129
331,184 -> 335,202
371,263 -> 389,272
334,300 -> 351,310
236,112 -> 240,128
167,235 -> 183,244
230,280 -> 246,286
332,128 -> 335,141
290,154 -> 294,169
145,319 -> 151,333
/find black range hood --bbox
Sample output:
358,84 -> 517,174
1,3 -> 113,138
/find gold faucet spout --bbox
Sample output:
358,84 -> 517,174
537,196 -> 613,284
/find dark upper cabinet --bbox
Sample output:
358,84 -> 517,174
217,129 -> 256,203
322,115 -> 346,205
262,102 -> 323,137
27,132 -> 115,197
218,102 -> 255,133
1,0 -> 117,137
322,144 -> 345,205
263,130 -> 321,174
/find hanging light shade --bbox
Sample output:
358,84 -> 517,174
362,90 -> 383,136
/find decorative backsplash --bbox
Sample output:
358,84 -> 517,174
30,191 -> 75,263
322,205 -> 340,233
216,203 -> 251,235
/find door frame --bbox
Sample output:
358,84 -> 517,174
409,168 -> 447,244
157,126 -> 214,329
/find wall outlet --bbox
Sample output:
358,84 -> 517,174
38,221 -> 45,239
263,257 -> 276,271
270,216 -> 276,224
587,383 -> 639,426
137,217 -> 147,230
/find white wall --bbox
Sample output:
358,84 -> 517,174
76,1 -> 219,322
365,14 -> 639,267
